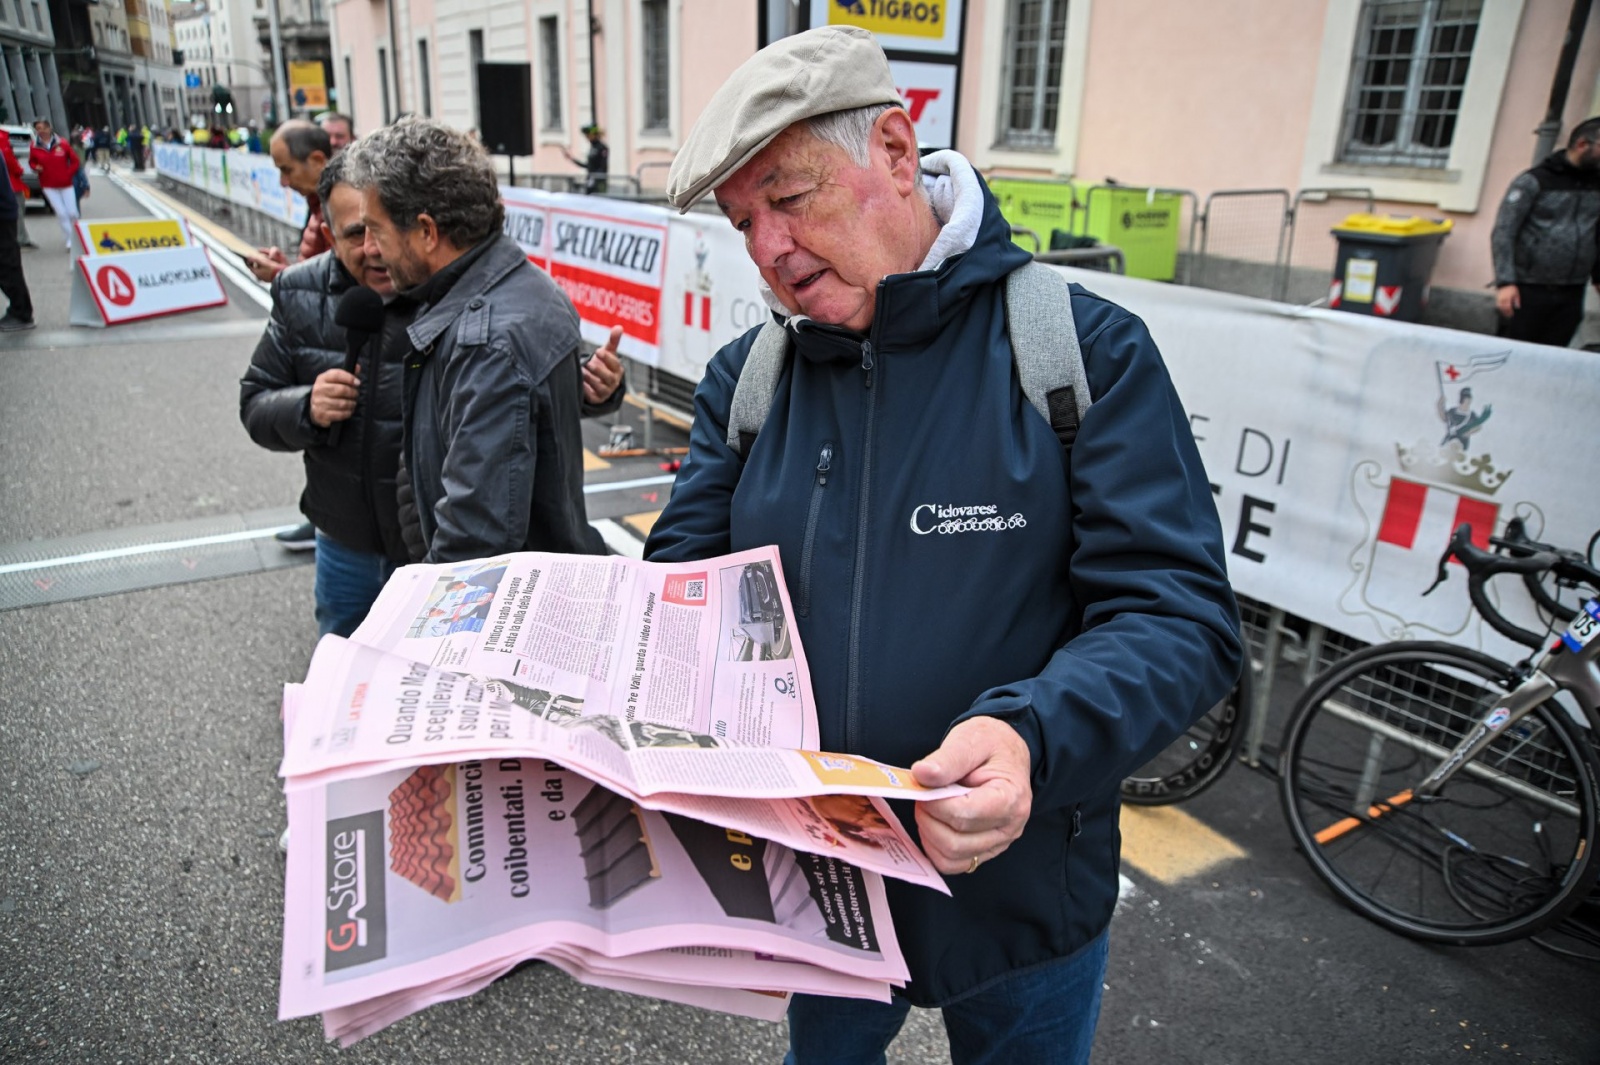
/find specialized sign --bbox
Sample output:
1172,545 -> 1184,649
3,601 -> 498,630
500,189 -> 675,361
811,0 -> 962,55
69,246 -> 228,327
75,217 -> 193,257
289,61 -> 329,109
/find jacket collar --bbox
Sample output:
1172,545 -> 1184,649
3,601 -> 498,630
405,234 -> 528,352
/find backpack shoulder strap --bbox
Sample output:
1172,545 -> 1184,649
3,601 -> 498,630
1005,261 -> 1092,454
727,320 -> 790,458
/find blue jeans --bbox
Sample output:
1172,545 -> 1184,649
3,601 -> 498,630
314,531 -> 396,638
784,929 -> 1109,1065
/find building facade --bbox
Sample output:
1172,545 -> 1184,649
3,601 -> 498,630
173,0 -> 272,126
328,0 -> 1600,311
0,0 -> 68,130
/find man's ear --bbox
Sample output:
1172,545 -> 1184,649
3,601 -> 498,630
875,108 -> 921,197
319,220 -> 333,247
308,150 -> 329,172
416,213 -> 442,254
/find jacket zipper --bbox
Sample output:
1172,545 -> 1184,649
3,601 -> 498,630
797,442 -> 834,619
844,336 -> 877,753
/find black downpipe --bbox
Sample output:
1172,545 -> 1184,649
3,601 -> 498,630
587,0 -> 598,131
1532,0 -> 1594,164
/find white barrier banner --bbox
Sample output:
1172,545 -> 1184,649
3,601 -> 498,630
154,145 -> 308,228
659,212 -> 768,386
71,245 -> 228,326
1052,267 -> 1600,659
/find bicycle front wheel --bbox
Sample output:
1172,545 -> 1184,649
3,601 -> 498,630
1279,641 -> 1600,945
1122,665 -> 1253,806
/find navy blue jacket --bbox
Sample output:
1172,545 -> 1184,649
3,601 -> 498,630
645,177 -> 1241,1005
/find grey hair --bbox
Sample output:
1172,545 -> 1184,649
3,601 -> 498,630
805,103 -> 899,168
344,116 -> 504,248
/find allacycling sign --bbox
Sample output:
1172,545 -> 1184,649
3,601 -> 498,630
69,245 -> 228,327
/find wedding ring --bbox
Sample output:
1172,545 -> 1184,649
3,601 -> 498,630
968,854 -> 982,874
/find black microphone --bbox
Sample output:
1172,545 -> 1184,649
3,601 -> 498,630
327,287 -> 387,446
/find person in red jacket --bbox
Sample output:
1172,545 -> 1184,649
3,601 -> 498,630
2,133 -> 34,249
29,118 -> 81,253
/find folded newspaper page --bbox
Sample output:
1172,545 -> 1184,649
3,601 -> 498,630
349,547 -> 816,750
280,759 -> 907,1029
281,636 -> 956,891
283,546 -> 968,1043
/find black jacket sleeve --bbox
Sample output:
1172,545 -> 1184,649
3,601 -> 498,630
238,275 -> 328,452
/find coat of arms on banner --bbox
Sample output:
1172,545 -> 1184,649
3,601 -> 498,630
1339,350 -> 1527,641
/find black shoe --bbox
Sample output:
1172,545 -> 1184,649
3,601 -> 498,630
275,521 -> 317,551
0,315 -> 35,332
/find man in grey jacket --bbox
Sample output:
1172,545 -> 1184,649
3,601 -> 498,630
345,117 -> 602,563
1491,116 -> 1600,347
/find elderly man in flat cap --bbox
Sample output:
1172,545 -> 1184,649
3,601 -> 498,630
645,26 -> 1241,1063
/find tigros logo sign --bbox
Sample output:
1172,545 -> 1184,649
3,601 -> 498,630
324,812 -> 388,971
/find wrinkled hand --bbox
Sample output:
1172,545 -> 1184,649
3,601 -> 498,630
246,246 -> 288,283
583,326 -> 625,405
1494,284 -> 1520,318
911,716 -> 1033,875
310,368 -> 360,428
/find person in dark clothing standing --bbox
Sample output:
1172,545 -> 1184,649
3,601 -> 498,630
239,152 -> 407,637
0,141 -> 33,331
1491,116 -> 1600,347
345,117 -> 603,563
563,124 -> 609,193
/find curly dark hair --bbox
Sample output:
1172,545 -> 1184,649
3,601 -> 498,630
344,116 -> 503,248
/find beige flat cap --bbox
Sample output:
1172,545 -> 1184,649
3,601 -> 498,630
665,26 -> 903,213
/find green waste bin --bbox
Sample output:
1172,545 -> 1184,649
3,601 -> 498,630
989,177 -> 1182,281
1328,213 -> 1452,322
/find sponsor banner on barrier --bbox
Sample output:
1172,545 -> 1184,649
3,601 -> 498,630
1050,266 -> 1600,660
76,217 -> 193,256
70,246 -> 228,326
499,189 -> 681,365
153,146 -> 307,228
547,203 -> 669,349
659,212 -> 768,387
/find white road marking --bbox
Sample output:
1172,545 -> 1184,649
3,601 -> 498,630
0,524 -> 301,575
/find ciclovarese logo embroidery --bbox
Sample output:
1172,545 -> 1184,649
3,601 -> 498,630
908,503 -> 1027,535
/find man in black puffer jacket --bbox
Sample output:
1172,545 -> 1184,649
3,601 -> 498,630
240,152 -> 408,637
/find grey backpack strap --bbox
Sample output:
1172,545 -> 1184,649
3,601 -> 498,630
727,320 -> 791,457
1005,261 -> 1091,454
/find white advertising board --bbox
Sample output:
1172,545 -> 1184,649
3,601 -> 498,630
888,59 -> 958,150
70,246 -> 229,326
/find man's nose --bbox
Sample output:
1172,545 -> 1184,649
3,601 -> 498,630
744,215 -> 795,269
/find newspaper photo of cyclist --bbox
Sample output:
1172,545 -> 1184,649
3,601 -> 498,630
718,561 -> 792,662
405,564 -> 509,639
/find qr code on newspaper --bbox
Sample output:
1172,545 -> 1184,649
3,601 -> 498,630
663,572 -> 709,606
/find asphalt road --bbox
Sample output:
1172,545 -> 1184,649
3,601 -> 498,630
0,166 -> 1595,1065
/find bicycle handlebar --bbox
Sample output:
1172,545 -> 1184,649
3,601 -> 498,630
1426,524 -> 1600,650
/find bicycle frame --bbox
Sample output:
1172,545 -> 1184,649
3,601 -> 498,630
1413,619 -> 1600,802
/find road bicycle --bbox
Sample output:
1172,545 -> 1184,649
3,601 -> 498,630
1277,521 -> 1600,945
1122,660 -> 1253,807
